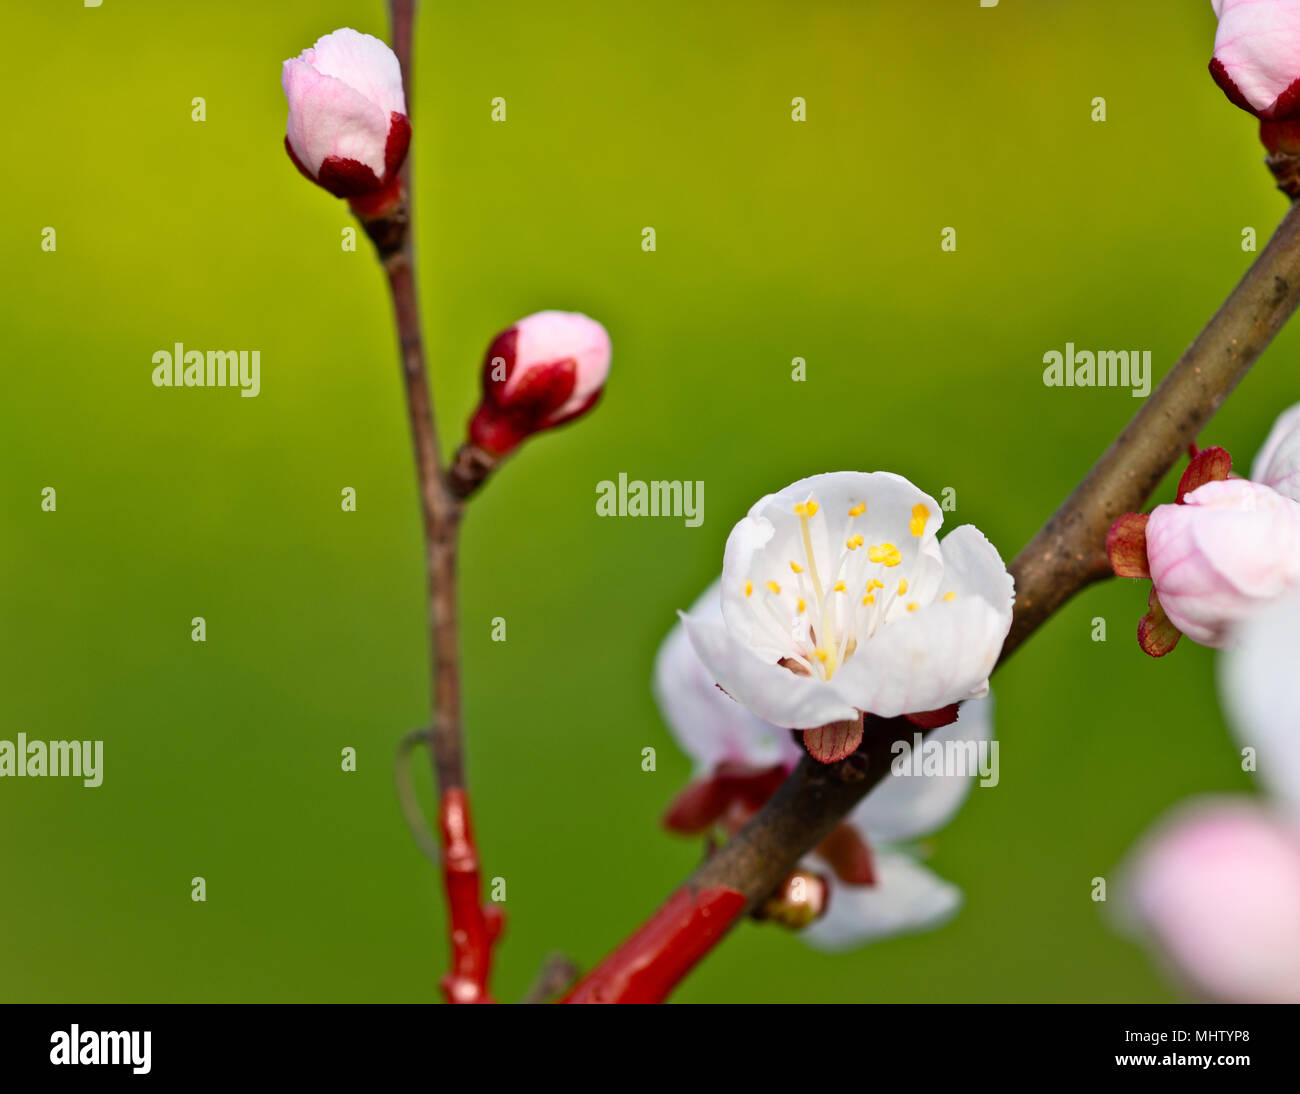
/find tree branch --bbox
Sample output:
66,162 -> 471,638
379,0 -> 499,1004
564,196 -> 1300,1003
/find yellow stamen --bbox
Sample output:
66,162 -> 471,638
868,543 -> 902,567
790,498 -> 826,618
907,602 -> 919,612
910,503 -> 930,537
848,502 -> 866,517
898,578 -> 909,596
789,560 -> 804,574
832,580 -> 846,593
942,591 -> 957,602
846,533 -> 865,550
869,579 -> 885,591
766,581 -> 781,595
862,594 -> 875,606
797,597 -> 806,613
812,645 -> 837,678
744,580 -> 753,597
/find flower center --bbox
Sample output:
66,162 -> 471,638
741,494 -> 956,681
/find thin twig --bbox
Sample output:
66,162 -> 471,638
564,197 -> 1300,1003
394,728 -> 443,866
522,953 -> 580,1004
383,243 -> 466,791
380,0 -> 499,1003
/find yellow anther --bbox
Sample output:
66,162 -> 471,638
910,503 -> 930,537
766,581 -> 781,595
846,533 -> 865,550
907,602 -> 919,612
898,578 -> 909,596
848,502 -> 866,517
942,591 -> 957,602
805,499 -> 819,517
744,580 -> 753,597
869,579 -> 885,590
797,597 -> 806,613
790,560 -> 804,574
862,594 -> 875,606
813,648 -> 830,663
794,499 -> 820,518
832,580 -> 847,593
868,543 -> 902,567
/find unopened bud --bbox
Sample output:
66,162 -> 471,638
282,28 -> 411,219
467,310 -> 611,458
757,870 -> 830,930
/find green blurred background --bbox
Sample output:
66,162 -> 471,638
1,0 -> 1291,1003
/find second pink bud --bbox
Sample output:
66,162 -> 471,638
468,311 -> 611,457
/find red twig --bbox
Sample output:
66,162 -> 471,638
439,790 -> 503,1003
562,886 -> 746,1004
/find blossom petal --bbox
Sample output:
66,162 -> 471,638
1252,400 -> 1300,503
799,850 -> 962,952
1212,0 -> 1300,119
503,311 -> 612,422
1117,797 -> 1300,1003
305,28 -> 406,119
1146,480 -> 1300,647
653,581 -> 802,771
681,615 -> 857,730
1218,590 -> 1300,822
850,696 -> 994,843
282,57 -> 391,179
829,525 -> 1014,717
720,471 -> 943,659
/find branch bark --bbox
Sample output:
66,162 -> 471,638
565,197 -> 1300,1003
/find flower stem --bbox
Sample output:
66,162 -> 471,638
566,196 -> 1300,1003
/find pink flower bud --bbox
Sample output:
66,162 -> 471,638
1210,0 -> 1300,121
758,870 -> 831,930
282,29 -> 410,216
1121,799 -> 1300,1003
1145,479 -> 1300,648
468,311 -> 611,457
1253,401 -> 1300,503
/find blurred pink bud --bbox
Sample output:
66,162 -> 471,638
468,311 -> 611,457
1253,401 -> 1300,503
1145,479 -> 1300,648
282,29 -> 410,216
758,870 -> 831,930
1210,0 -> 1300,121
1122,799 -> 1300,1003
